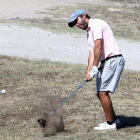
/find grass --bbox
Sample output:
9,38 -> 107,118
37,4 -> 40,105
0,55 -> 140,139
111,0 -> 125,1
110,0 -> 140,10
1,3 -> 140,41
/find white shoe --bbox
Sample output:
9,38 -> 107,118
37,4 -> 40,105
99,118 -> 121,127
94,122 -> 117,131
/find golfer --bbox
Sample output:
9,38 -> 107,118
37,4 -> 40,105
68,9 -> 125,131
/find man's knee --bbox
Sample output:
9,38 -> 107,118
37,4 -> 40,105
97,91 -> 109,96
97,91 -> 110,100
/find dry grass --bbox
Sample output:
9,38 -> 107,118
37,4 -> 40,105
110,0 -> 140,9
1,2 -> 140,41
0,55 -> 140,139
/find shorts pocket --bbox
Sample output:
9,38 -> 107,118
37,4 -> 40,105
110,59 -> 117,71
100,66 -> 114,89
119,57 -> 125,66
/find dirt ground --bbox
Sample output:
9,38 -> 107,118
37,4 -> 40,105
0,0 -> 140,71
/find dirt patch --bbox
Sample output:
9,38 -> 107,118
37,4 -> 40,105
38,112 -> 64,137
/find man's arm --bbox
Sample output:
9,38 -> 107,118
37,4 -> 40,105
87,39 -> 103,80
93,39 -> 103,66
86,48 -> 94,81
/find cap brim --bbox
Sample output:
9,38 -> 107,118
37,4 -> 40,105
68,22 -> 75,27
68,16 -> 77,27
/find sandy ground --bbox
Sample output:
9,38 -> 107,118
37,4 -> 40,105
0,0 -> 107,19
0,0 -> 140,71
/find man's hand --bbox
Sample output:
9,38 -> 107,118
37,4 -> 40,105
86,71 -> 93,81
86,66 -> 98,81
90,66 -> 98,78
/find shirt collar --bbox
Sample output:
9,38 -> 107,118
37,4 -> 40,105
87,18 -> 92,32
88,18 -> 92,27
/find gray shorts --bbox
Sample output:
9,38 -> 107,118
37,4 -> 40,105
96,56 -> 125,93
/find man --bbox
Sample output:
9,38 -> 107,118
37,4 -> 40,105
68,9 -> 125,131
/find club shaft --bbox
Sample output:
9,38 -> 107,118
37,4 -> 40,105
49,80 -> 88,115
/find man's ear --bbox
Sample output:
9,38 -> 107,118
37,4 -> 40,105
82,13 -> 87,19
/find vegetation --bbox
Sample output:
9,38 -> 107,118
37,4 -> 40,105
0,55 -> 140,139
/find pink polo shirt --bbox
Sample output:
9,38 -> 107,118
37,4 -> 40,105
87,18 -> 122,62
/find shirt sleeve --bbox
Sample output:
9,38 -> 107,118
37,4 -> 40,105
92,21 -> 102,41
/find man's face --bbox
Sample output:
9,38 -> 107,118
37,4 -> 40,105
74,16 -> 88,30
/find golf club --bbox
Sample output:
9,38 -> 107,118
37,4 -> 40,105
49,79 -> 88,115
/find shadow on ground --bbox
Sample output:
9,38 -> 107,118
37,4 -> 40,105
118,115 -> 140,129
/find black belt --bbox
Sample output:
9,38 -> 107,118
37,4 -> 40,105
101,54 -> 122,64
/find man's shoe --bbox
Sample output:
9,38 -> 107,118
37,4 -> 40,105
98,118 -> 121,127
94,122 -> 117,131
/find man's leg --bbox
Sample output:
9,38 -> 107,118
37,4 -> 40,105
97,91 -> 116,122
94,91 -> 117,130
